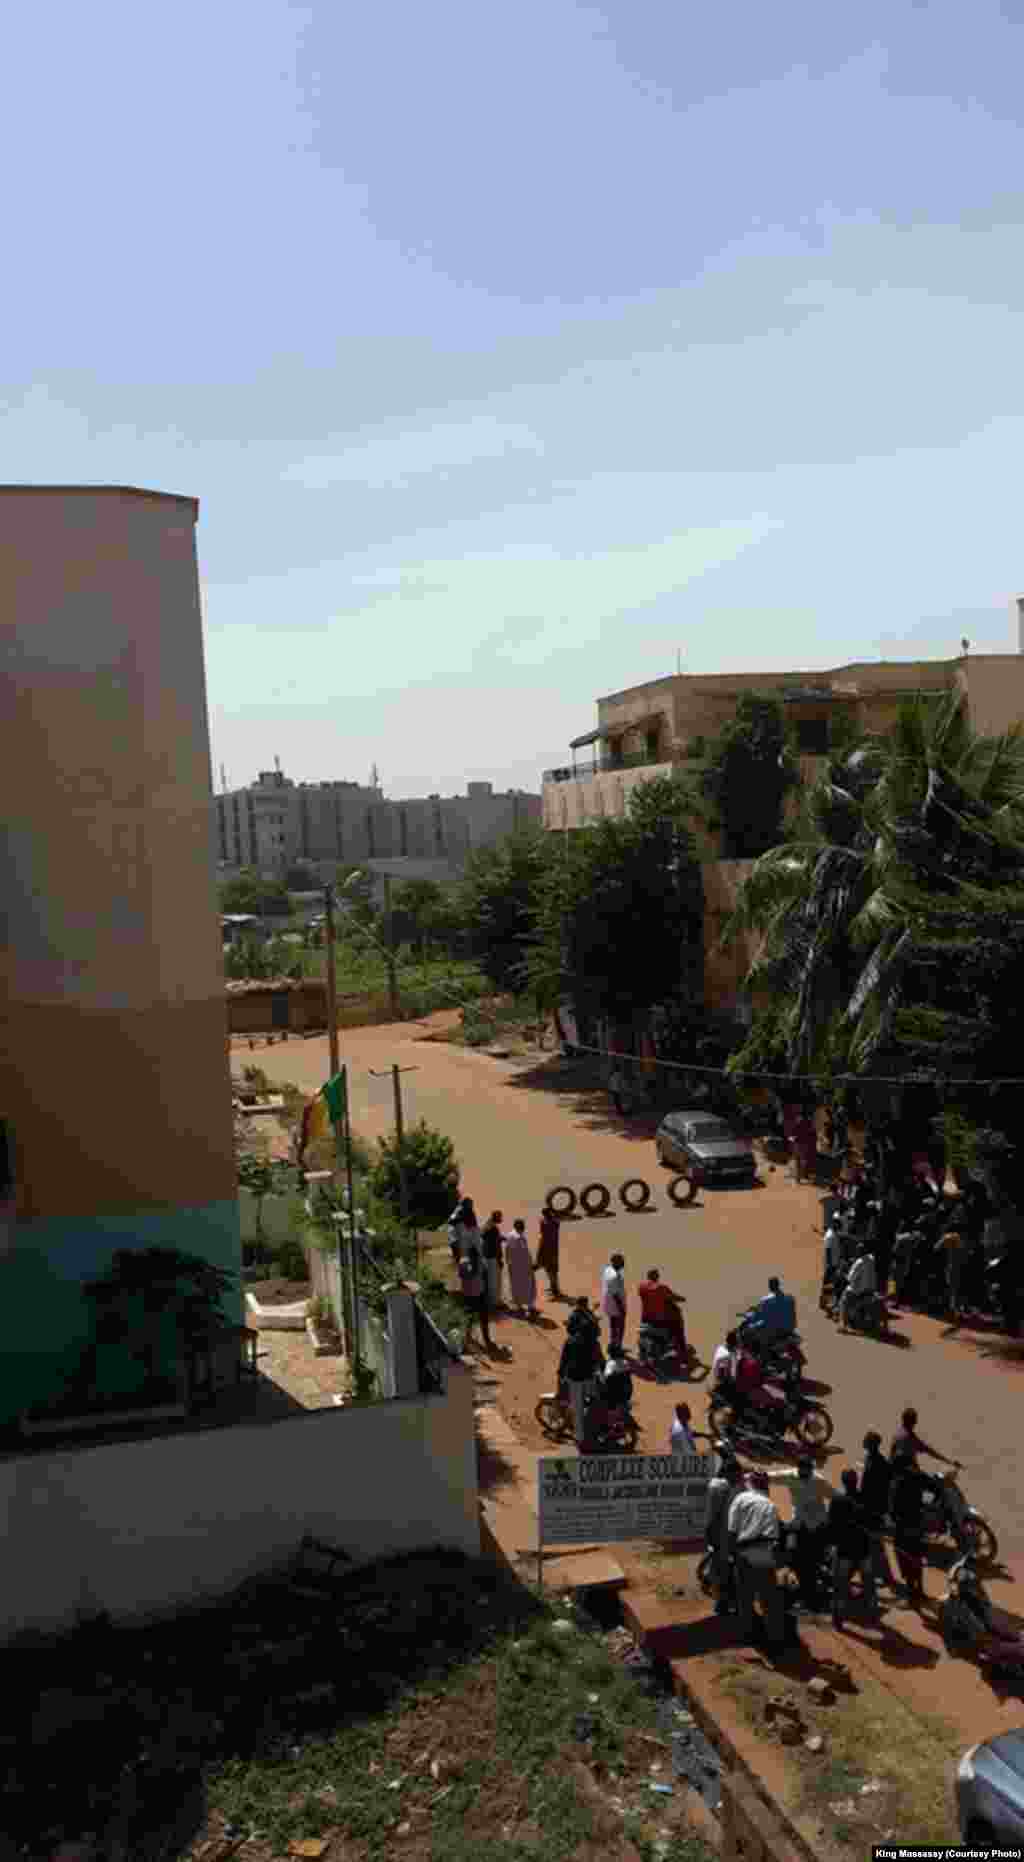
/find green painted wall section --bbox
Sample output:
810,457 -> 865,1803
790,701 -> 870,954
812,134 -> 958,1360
0,1199 -> 242,1427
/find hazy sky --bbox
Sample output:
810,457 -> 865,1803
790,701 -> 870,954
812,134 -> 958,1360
5,1 -> 1024,796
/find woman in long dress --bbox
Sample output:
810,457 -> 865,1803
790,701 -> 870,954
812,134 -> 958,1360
504,1218 -> 538,1320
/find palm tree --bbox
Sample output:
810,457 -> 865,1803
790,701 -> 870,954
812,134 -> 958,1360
723,690 -> 1024,1107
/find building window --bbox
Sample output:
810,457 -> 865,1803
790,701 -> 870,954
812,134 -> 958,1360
433,800 -> 444,854
334,797 -> 344,857
399,807 -> 408,856
366,809 -> 376,857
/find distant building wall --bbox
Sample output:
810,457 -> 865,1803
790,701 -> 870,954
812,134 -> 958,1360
957,654 -> 1024,738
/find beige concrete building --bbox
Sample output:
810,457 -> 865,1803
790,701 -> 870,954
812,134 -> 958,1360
215,771 -> 541,880
543,651 -> 1024,835
1,485 -> 240,1429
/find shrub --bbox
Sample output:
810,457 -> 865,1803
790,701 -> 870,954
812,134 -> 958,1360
370,1119 -> 460,1229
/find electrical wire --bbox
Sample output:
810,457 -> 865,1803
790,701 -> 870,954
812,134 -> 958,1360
562,1035 -> 1024,1089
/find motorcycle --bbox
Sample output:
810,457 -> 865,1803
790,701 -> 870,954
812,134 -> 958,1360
915,1468 -> 999,1565
737,1316 -> 807,1376
707,1378 -> 833,1452
534,1382 -> 641,1453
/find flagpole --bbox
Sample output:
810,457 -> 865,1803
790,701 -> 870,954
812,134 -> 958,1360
341,1072 -> 361,1381
324,883 -> 340,1078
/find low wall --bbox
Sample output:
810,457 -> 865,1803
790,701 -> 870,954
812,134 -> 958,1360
0,1362 -> 479,1641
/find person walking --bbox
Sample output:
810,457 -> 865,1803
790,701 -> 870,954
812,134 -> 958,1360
728,1471 -> 785,1651
535,1207 -> 562,1299
504,1218 -> 538,1319
480,1210 -> 505,1312
456,1231 -> 492,1352
781,1457 -> 831,1610
601,1252 -> 627,1351
859,1431 -> 900,1593
827,1468 -> 879,1630
558,1302 -> 605,1449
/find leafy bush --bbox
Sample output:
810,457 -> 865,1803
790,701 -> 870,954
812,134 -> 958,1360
370,1119 -> 460,1229
268,1236 -> 308,1281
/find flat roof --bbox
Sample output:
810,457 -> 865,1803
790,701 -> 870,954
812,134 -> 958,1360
0,484 -> 198,517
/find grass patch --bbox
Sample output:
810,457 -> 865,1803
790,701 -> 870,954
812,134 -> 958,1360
714,1650 -> 956,1850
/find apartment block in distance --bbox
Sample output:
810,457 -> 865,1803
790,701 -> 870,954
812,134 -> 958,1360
1,486 -> 241,1430
215,771 -> 541,881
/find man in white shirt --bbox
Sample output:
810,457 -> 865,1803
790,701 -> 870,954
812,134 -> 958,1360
670,1402 -> 698,1457
600,1253 -> 627,1350
705,1452 -> 743,1613
779,1456 -> 831,1608
840,1246 -> 878,1331
728,1472 -> 785,1649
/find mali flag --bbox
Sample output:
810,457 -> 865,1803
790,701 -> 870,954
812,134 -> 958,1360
297,1068 -> 347,1163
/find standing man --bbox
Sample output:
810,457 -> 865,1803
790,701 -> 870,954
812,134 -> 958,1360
859,1431 -> 899,1593
705,1452 -> 743,1614
601,1252 -> 627,1350
558,1303 -> 605,1450
839,1243 -> 878,1331
888,1442 -> 926,1605
827,1468 -> 879,1631
934,1228 -> 969,1324
781,1457 -> 831,1610
480,1210 -> 505,1312
728,1471 -> 785,1650
535,1207 -> 562,1299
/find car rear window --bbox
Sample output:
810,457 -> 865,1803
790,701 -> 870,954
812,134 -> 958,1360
687,1120 -> 736,1141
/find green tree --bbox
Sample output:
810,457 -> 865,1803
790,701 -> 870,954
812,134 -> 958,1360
370,1119 -> 460,1229
220,869 -> 293,916
723,689 -> 1024,1158
528,774 -> 703,1032
457,827 -> 554,990
699,692 -> 800,857
390,878 -> 460,954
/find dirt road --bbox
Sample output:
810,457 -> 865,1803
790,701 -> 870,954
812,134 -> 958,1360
253,1017 -> 1024,1564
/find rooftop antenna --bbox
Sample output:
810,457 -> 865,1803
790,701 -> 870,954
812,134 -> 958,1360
371,761 -> 381,794
220,762 -> 227,794
676,648 -> 683,676
274,754 -> 282,774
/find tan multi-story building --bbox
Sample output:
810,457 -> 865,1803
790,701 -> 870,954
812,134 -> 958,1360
543,651 -> 1024,836
215,773 -> 541,881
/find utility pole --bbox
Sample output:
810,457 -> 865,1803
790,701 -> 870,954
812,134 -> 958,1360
323,884 -> 340,1076
369,1062 -> 419,1234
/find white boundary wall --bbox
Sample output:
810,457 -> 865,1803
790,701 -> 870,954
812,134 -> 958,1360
0,1362 -> 478,1641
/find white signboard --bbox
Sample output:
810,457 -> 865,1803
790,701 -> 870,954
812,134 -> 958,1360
537,1451 -> 711,1549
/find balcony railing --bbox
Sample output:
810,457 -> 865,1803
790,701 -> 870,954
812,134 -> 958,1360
543,748 -> 670,783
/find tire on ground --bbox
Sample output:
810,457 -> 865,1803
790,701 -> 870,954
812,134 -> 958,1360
546,1185 -> 577,1217
667,1173 -> 698,1207
619,1178 -> 651,1211
580,1182 -> 612,1216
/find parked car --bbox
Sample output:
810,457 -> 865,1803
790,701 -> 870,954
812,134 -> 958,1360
956,1729 -> 1024,1845
655,1110 -> 757,1184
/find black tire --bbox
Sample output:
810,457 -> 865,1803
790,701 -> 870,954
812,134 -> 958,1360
580,1182 -> 612,1216
546,1186 -> 577,1218
796,1405 -> 834,1448
619,1178 -> 651,1212
667,1173 -> 698,1208
961,1515 -> 999,1566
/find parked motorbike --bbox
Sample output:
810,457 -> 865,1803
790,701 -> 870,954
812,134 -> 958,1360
915,1468 -> 999,1566
707,1379 -> 833,1451
534,1382 -> 641,1453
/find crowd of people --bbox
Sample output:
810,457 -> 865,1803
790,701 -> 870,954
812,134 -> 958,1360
820,1151 -> 1021,1332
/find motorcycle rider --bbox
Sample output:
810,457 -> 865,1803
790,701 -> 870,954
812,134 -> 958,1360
637,1268 -> 687,1358
743,1276 -> 797,1346
839,1243 -> 878,1331
889,1406 -> 960,1508
712,1329 -> 740,1387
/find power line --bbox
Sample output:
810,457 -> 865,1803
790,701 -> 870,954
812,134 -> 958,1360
564,1036 -> 1024,1090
